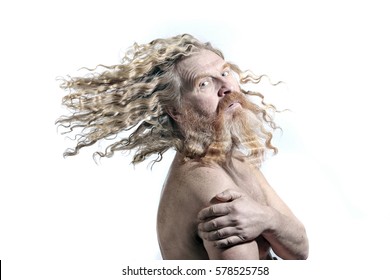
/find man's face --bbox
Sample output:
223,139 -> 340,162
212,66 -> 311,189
174,49 -> 264,164
176,49 -> 241,118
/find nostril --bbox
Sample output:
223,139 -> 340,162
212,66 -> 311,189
218,87 -> 231,97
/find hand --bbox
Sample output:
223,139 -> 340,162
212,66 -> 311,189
197,189 -> 274,248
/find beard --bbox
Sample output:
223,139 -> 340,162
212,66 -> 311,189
179,91 -> 268,166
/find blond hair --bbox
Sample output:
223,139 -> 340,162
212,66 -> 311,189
56,34 -> 278,165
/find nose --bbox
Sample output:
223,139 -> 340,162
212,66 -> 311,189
217,82 -> 234,97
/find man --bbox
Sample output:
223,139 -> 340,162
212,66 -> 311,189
57,34 -> 308,260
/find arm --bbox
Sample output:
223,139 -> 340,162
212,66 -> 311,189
202,191 -> 260,260
185,165 -> 261,259
203,233 -> 260,260
198,170 -> 309,260
256,170 -> 309,260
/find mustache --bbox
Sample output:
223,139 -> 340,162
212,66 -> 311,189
217,91 -> 244,112
216,91 -> 257,115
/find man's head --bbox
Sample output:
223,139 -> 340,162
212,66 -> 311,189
57,34 -> 277,166
171,49 -> 274,166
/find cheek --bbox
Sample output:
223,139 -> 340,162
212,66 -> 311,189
182,90 -> 219,116
196,95 -> 219,115
230,77 -> 240,92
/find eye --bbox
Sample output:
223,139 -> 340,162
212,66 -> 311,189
222,70 -> 230,77
199,80 -> 209,88
199,77 -> 212,89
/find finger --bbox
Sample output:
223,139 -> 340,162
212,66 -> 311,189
214,235 -> 248,248
198,227 -> 237,241
198,216 -> 235,232
198,204 -> 230,221
215,189 -> 243,202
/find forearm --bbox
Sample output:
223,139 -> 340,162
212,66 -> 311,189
262,207 -> 309,260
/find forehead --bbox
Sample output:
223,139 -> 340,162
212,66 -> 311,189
177,49 -> 226,74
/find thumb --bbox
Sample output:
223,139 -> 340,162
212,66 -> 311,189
215,189 -> 243,202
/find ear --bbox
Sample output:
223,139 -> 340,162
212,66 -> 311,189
167,107 -> 182,122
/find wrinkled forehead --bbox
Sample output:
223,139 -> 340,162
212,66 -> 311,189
177,49 -> 225,73
176,49 -> 227,87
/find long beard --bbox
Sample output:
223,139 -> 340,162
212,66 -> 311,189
179,92 -> 266,166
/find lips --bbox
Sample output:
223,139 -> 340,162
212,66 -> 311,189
217,92 -> 246,113
226,101 -> 241,111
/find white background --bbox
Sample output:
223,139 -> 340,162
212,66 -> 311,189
1,0 -> 389,279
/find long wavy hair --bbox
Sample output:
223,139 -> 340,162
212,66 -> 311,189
56,34 -> 278,165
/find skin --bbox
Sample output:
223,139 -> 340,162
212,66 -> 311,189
157,50 -> 309,260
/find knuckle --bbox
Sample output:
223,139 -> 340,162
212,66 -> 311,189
212,229 -> 225,240
226,237 -> 234,246
203,222 -> 212,231
197,231 -> 206,240
198,210 -> 205,220
215,236 -> 236,248
228,203 -> 238,213
238,234 -> 247,242
215,240 -> 226,248
210,205 -> 217,215
230,216 -> 239,224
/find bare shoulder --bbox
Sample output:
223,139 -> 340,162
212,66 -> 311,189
170,158 -> 238,206
159,154 -> 237,216
158,156 -> 238,259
